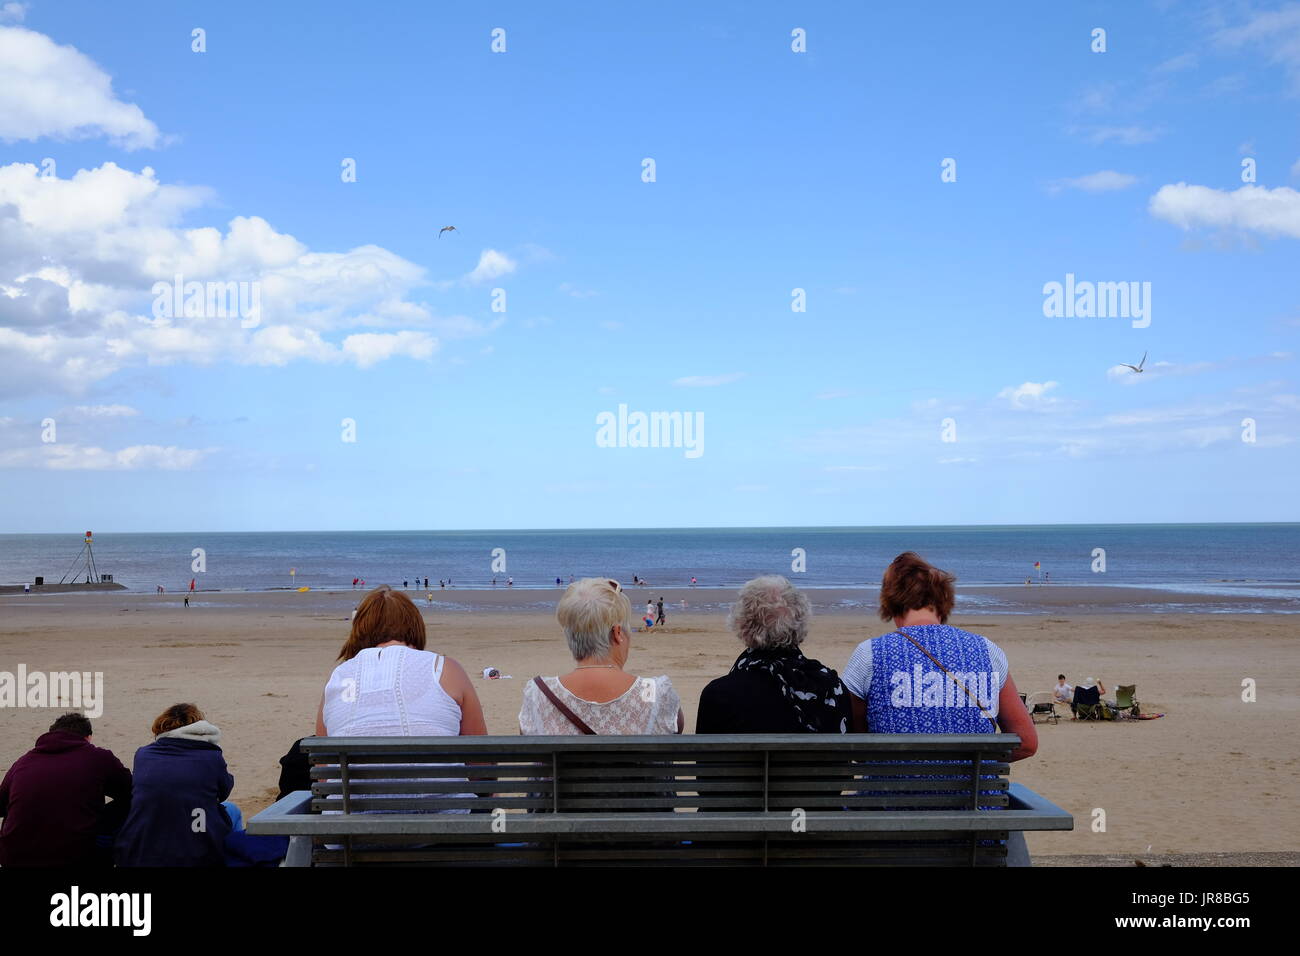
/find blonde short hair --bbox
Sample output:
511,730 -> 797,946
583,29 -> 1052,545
556,578 -> 631,660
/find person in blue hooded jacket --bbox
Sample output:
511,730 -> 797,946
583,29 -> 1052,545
114,703 -> 234,867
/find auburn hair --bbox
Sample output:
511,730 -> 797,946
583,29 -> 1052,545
152,703 -> 204,735
878,552 -> 956,624
337,585 -> 426,661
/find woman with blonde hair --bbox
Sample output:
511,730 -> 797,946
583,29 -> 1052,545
519,578 -> 683,735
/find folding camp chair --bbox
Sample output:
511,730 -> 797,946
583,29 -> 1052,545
1073,684 -> 1104,721
1025,692 -> 1060,725
1113,684 -> 1140,718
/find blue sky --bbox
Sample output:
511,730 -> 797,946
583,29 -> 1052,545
1,0 -> 1297,532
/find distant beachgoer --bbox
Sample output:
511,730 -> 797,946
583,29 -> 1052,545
183,594 -> 190,608
644,601 -> 656,630
114,704 -> 234,867
696,577 -> 849,734
1055,674 -> 1075,716
352,578 -> 359,588
519,578 -> 683,735
403,580 -> 408,589
426,592 -> 433,605
1045,572 -> 1050,584
656,598 -> 665,626
492,578 -> 497,587
690,577 -> 697,587
0,712 -> 132,867
507,577 -> 513,587
24,583 -> 31,594
440,580 -> 445,589
424,578 -> 429,589
1024,578 -> 1031,586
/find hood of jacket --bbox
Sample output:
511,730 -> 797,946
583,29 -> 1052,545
32,729 -> 92,754
155,719 -> 222,747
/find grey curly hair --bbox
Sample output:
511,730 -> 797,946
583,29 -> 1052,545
728,575 -> 810,650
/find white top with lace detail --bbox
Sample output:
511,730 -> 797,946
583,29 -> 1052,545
519,674 -> 681,735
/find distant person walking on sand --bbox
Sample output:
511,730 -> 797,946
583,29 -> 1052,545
424,578 -> 429,589
426,592 -> 433,606
643,601 -> 656,630
656,597 -> 665,626
183,594 -> 190,608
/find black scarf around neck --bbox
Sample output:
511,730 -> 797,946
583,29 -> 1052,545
731,647 -> 848,733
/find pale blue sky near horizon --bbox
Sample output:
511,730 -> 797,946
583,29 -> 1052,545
0,0 -> 1297,533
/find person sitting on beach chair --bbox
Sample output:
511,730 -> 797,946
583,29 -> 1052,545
1072,679 -> 1111,720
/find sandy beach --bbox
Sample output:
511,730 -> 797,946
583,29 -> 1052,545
1,586 -> 1296,862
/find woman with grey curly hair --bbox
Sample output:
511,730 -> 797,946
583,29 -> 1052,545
695,576 -> 850,734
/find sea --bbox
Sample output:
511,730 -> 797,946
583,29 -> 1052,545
1,525 -> 1298,613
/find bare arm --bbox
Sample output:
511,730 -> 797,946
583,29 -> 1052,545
441,657 -> 487,736
996,675 -> 1037,761
314,692 -> 327,737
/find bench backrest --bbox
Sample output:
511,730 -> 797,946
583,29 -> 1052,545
301,734 -> 1016,814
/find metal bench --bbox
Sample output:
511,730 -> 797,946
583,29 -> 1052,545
248,734 -> 1072,866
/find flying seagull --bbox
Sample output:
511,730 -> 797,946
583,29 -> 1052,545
1119,350 -> 1147,373
438,226 -> 457,239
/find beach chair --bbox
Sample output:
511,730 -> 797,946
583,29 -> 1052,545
1113,685 -> 1140,718
1073,685 -> 1104,721
1025,692 -> 1059,725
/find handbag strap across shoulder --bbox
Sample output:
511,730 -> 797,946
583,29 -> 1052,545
891,630 -> 1000,730
532,675 -> 598,735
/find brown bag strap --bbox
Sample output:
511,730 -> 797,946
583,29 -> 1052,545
532,676 -> 598,735
892,631 -> 999,730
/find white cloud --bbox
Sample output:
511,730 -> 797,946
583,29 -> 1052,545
558,282 -> 598,298
672,373 -> 744,387
1049,170 -> 1138,193
465,249 -> 516,285
70,403 -> 138,418
997,381 -> 1061,409
340,331 -> 437,369
0,161 -> 461,395
1153,52 -> 1197,74
0,443 -> 209,470
0,26 -> 161,148
1,4 -> 29,23
1071,125 -> 1162,146
1149,183 -> 1300,239
1214,6 -> 1300,91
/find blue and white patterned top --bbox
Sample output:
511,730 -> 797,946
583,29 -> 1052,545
842,624 -> 1009,732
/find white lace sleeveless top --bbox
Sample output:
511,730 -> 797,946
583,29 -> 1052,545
519,675 -> 681,735
323,645 -> 462,736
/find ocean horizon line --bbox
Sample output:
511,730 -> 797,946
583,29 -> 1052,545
5,521 -> 1300,538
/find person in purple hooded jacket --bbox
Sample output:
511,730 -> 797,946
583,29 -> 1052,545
0,712 -> 132,867
114,703 -> 235,868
